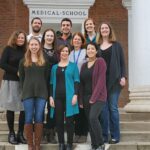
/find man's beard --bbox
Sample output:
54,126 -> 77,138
33,27 -> 41,33
63,31 -> 70,36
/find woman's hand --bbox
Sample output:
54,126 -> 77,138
72,95 -> 77,106
49,96 -> 55,107
79,104 -> 83,108
17,71 -> 19,77
89,101 -> 94,104
120,77 -> 126,87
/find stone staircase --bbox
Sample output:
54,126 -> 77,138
0,109 -> 150,150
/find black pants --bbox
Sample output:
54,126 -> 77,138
74,108 -> 88,136
55,96 -> 74,144
7,110 -> 25,133
44,101 -> 55,129
83,95 -> 104,148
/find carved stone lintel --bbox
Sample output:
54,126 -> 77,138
23,0 -> 96,9
122,0 -> 131,10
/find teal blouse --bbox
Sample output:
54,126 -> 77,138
50,62 -> 80,118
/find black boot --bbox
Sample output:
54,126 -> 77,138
66,144 -> 72,150
17,131 -> 27,144
8,131 -> 18,145
48,129 -> 57,144
59,143 -> 65,150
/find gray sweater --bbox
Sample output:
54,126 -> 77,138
19,59 -> 49,100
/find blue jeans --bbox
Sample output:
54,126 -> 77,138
23,97 -> 46,124
100,84 -> 121,142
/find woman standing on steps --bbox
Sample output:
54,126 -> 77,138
69,32 -> 88,143
0,30 -> 27,145
79,42 -> 107,150
98,22 -> 126,144
19,37 -> 49,150
41,28 -> 58,144
50,45 -> 80,150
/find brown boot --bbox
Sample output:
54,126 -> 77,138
24,124 -> 34,150
34,123 -> 43,150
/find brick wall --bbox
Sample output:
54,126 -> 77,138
0,0 -> 29,80
0,0 -> 129,106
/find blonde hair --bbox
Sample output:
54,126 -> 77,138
24,37 -> 45,67
98,22 -> 116,44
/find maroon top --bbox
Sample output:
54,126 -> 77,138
79,57 -> 107,104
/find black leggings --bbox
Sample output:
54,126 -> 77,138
55,96 -> 74,144
83,95 -> 104,148
44,101 -> 56,129
74,108 -> 88,136
7,110 -> 25,133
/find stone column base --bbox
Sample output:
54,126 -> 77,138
124,86 -> 150,112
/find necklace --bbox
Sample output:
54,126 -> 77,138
62,68 -> 65,72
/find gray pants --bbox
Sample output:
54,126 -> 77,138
83,95 -> 105,148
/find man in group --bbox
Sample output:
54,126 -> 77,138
27,17 -> 43,42
57,18 -> 73,48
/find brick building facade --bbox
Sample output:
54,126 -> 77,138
0,0 -> 128,107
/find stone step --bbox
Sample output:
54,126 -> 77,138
0,142 -> 150,150
1,120 -> 150,132
120,112 -> 150,121
120,131 -> 150,142
0,143 -> 92,150
1,110 -> 150,122
120,121 -> 150,131
0,131 -> 150,143
108,142 -> 150,150
1,112 -> 150,122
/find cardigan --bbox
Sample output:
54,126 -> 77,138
69,49 -> 86,72
79,57 -> 107,104
50,62 -> 80,118
100,42 -> 126,92
85,33 -> 99,44
19,59 -> 49,100
0,46 -> 25,81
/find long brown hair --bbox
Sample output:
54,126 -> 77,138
98,22 -> 116,44
7,30 -> 27,50
41,28 -> 57,50
84,18 -> 96,38
24,37 -> 45,67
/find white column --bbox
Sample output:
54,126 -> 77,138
123,0 -> 150,112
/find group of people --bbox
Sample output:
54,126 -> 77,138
0,17 -> 126,150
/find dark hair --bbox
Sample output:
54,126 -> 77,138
61,18 -> 72,27
58,44 -> 71,55
41,28 -> 57,50
71,32 -> 85,49
86,42 -> 101,57
31,17 -> 42,25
